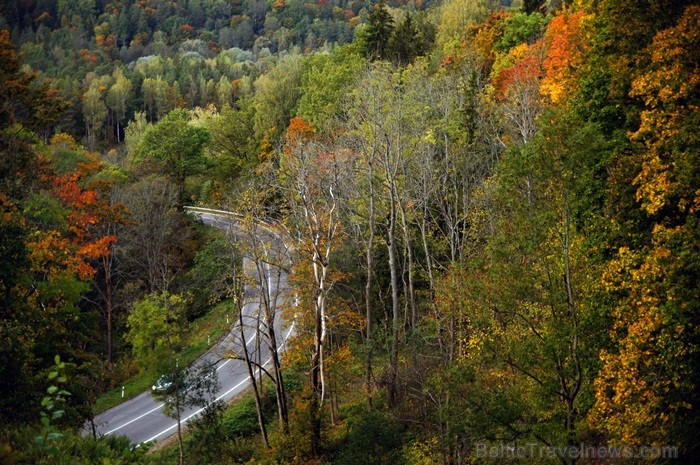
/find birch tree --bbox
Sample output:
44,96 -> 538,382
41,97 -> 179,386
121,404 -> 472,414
281,116 -> 347,451
346,64 -> 429,405
106,67 -> 132,143
230,189 -> 292,436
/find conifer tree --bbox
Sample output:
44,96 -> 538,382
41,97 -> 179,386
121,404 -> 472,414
364,1 -> 394,61
390,13 -> 423,65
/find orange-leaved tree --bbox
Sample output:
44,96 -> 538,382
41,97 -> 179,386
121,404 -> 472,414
541,9 -> 589,105
590,5 -> 700,456
491,40 -> 546,145
281,116 -> 355,455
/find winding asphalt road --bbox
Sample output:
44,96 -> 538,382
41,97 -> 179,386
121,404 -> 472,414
88,208 -> 293,445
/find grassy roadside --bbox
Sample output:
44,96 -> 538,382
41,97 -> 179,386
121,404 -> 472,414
146,356 -> 377,463
147,375 -> 282,462
94,299 -> 236,413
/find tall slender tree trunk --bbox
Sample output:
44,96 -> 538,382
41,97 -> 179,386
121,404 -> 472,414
311,257 -> 329,403
309,246 -> 330,449
248,220 -> 289,436
299,183 -> 337,452
310,301 -> 323,455
562,207 -> 581,464
176,395 -> 184,465
268,323 -> 288,433
101,245 -> 115,362
398,199 -> 417,329
365,159 -> 375,410
106,279 -> 113,362
262,261 -> 288,433
419,207 -> 435,293
257,316 -> 264,399
238,284 -> 269,447
387,174 -> 400,407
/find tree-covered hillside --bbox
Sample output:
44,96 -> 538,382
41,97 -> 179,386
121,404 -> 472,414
0,0 -> 439,141
1,0 -> 698,463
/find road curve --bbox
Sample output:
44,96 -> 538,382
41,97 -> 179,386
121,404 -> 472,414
87,208 -> 293,445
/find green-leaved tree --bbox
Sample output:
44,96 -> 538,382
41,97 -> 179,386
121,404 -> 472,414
138,108 -> 210,207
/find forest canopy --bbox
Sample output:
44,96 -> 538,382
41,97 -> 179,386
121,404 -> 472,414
1,0 -> 698,464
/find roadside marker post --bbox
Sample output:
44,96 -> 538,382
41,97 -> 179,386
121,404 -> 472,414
121,386 -> 125,398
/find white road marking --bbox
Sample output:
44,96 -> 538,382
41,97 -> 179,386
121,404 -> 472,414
99,209 -> 294,443
105,310 -> 262,435
141,323 -> 295,445
105,402 -> 164,435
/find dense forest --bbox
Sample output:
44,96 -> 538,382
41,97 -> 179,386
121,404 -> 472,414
1,0 -> 698,463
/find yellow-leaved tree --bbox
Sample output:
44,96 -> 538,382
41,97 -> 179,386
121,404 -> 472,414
589,5 -> 700,455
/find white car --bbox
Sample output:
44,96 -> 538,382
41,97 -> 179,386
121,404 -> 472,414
151,374 -> 175,394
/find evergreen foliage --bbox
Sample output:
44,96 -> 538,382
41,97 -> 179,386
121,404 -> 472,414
363,1 -> 395,61
0,0 -> 698,463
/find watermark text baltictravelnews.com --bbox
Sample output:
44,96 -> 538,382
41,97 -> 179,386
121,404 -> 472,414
475,442 -> 678,460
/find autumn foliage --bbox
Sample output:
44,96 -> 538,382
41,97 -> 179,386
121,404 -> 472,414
541,10 -> 588,104
491,41 -> 545,101
1,0 -> 699,462
590,4 -> 700,450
